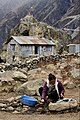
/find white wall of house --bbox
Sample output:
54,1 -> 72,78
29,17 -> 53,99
69,44 -> 80,53
7,39 -> 21,56
20,45 -> 54,57
75,44 -> 80,53
20,45 -> 32,57
41,46 -> 52,56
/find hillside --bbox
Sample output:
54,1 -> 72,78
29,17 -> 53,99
0,0 -> 80,48
5,15 -> 71,51
0,0 -> 33,21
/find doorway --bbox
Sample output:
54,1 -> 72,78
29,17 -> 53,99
35,46 -> 38,54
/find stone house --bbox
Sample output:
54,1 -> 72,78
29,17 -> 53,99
67,44 -> 80,54
7,36 -> 56,58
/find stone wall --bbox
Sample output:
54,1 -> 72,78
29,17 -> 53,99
0,54 -> 80,72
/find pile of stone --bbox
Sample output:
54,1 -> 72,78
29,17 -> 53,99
0,54 -> 80,73
0,96 -> 30,114
0,96 -> 78,114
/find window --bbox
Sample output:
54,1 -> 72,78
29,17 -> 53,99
11,44 -> 16,51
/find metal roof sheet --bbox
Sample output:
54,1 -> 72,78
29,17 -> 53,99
67,44 -> 80,46
11,36 -> 55,45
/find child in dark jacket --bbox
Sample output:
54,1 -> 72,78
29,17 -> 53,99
39,73 -> 65,103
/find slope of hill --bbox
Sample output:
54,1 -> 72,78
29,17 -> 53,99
6,15 -> 70,46
0,0 -> 80,48
0,0 -> 34,48
54,15 -> 80,43
0,0 -> 33,21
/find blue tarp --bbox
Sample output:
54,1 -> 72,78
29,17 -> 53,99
20,95 -> 38,107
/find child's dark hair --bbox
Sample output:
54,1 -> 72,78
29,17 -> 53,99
48,73 -> 56,81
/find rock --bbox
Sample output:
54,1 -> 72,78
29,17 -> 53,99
66,82 -> 76,89
1,80 -> 8,86
45,64 -> 56,71
63,80 -> 69,86
7,97 -> 15,103
13,71 -> 28,81
16,79 -> 44,95
0,82 -> 2,86
0,103 -> 7,108
0,71 -> 14,83
20,105 -> 29,113
70,68 -> 80,79
0,69 -> 5,74
14,96 -> 21,101
14,67 -> 18,71
36,68 -> 42,73
28,68 -> 39,75
49,98 -> 78,111
63,65 -> 71,72
6,106 -> 14,111
41,70 -> 47,74
1,108 -> 6,111
15,106 -> 23,112
12,110 -> 20,114
18,69 -> 28,75
11,102 -> 20,107
1,87 -> 9,92
27,68 -> 42,81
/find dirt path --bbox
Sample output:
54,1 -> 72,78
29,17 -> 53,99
0,111 -> 80,120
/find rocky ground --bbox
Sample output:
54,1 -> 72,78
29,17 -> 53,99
0,87 -> 80,120
0,54 -> 80,120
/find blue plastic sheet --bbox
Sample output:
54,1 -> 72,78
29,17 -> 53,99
20,95 -> 38,107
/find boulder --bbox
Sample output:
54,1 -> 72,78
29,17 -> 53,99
13,71 -> 28,82
49,98 -> 78,111
16,79 -> 44,95
6,106 -> 14,111
66,82 -> 76,89
70,68 -> 80,79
